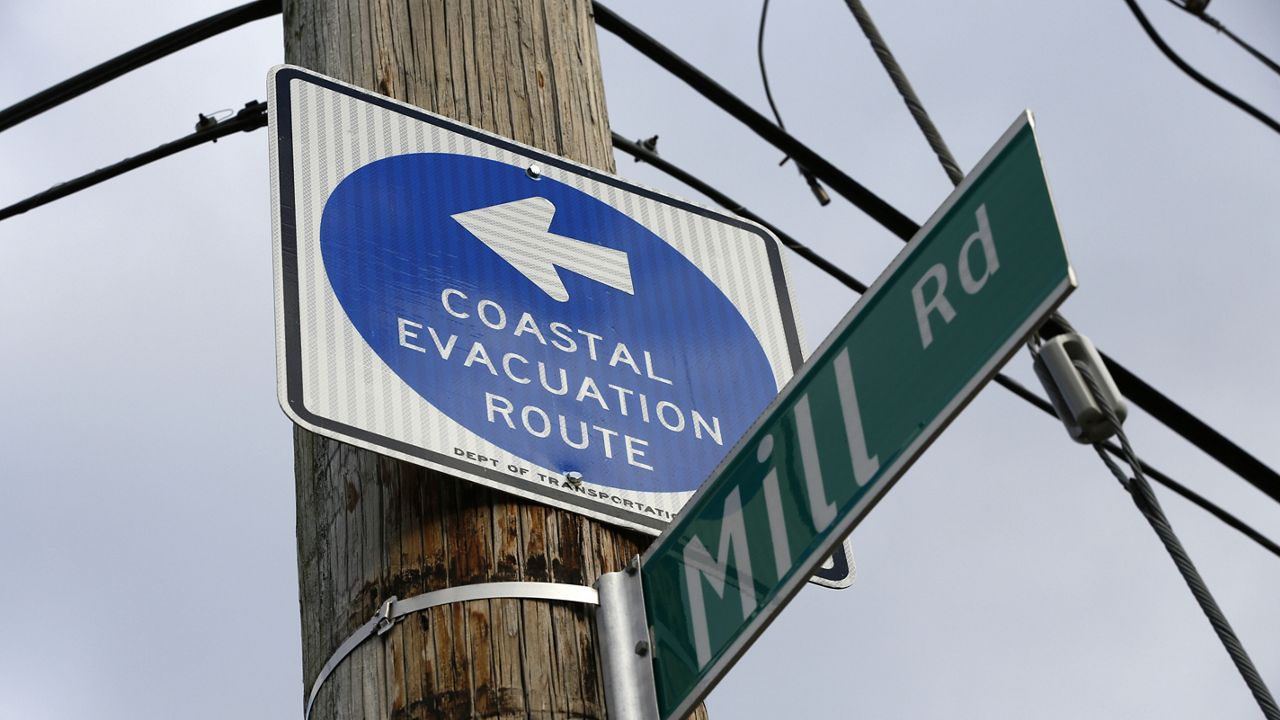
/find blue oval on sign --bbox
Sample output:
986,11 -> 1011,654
320,153 -> 777,493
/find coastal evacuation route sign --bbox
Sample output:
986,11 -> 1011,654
266,65 -> 804,535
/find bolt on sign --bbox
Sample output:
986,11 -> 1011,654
638,112 -> 1076,719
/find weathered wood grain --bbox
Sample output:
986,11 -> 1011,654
285,1 -> 710,717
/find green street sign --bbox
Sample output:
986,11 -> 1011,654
638,112 -> 1075,719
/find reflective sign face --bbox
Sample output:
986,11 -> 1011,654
268,66 -> 802,532
640,112 -> 1075,719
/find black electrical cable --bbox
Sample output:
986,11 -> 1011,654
22,0 -> 1268,506
1163,0 -> 1280,78
593,1 -> 1280,505
613,130 -> 1280,560
835,0 -> 1280,510
0,102 -> 266,222
756,0 -> 831,206
756,0 -> 788,151
1106,442 -> 1280,559
1040,316 -> 1280,506
612,132 -> 864,293
1122,0 -> 1280,135
4,0 -> 1275,541
5,114 -> 1272,560
849,15 -> 1280,677
0,0 -> 280,134
594,3 -> 917,241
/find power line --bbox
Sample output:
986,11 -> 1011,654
1163,0 -> 1280,77
1114,442 -> 1280,559
798,0 -> 1280,688
1,82 -> 1274,564
2,102 -> 1272,560
612,130 -> 1280,561
835,0 -> 1280,513
0,0 -> 279,134
614,133 -> 866,294
755,0 -> 787,150
837,0 -> 1280,511
1044,316 -> 1280,505
0,101 -> 265,222
4,112 -> 1272,560
755,0 -> 830,206
3,0 -> 1276,538
593,1 -> 1280,506
1122,0 -> 1280,135
596,4 -> 919,240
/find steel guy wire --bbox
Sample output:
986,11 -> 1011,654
841,0 -> 963,186
611,131 -> 1280,560
1075,359 -> 1280,720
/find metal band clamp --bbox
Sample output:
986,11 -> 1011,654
304,581 -> 599,720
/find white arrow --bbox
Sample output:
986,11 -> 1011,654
451,197 -> 634,302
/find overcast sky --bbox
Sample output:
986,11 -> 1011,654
1,1 -> 1278,718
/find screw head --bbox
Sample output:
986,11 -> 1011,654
566,471 -> 583,486
635,640 -> 650,657
526,163 -> 542,180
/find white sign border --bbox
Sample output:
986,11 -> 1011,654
268,65 -> 804,534
646,110 -> 1077,720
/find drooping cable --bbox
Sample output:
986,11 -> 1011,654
755,0 -> 788,153
0,101 -> 266,222
612,130 -> 1280,560
756,0 -> 831,205
594,3 -> 918,240
1103,442 -> 1280,559
1163,0 -> 1280,77
1075,361 -> 1280,720
0,0 -> 280,134
1122,0 -> 1280,135
613,132 -> 864,293
841,0 -> 963,185
594,1 -> 1280,505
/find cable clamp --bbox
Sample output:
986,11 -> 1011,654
1032,332 -> 1127,443
373,596 -> 399,636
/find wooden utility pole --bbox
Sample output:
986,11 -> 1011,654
283,1 -> 705,718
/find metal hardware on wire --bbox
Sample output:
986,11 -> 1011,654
303,581 -> 600,720
1033,337 -> 1280,720
1032,332 -> 1126,443
595,556 -> 660,720
194,108 -> 232,132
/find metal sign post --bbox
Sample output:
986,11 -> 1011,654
596,558 -> 661,720
632,112 -> 1076,718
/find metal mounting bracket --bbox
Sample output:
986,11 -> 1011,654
1032,331 -> 1127,443
304,581 -> 599,720
595,556 -> 660,720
